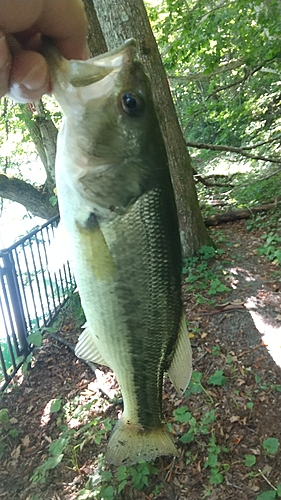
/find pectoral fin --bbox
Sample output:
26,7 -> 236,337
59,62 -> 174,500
168,314 -> 192,395
76,218 -> 115,281
75,326 -> 108,366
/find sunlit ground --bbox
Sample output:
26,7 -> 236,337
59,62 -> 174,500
228,266 -> 281,368
245,298 -> 281,368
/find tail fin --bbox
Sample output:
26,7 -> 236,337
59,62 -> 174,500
105,417 -> 178,466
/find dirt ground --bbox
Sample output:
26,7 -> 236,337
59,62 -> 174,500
0,220 -> 281,500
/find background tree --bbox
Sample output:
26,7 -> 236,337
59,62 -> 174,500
147,0 -> 281,170
0,98 -> 58,220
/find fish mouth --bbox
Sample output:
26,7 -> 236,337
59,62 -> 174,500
47,38 -> 137,89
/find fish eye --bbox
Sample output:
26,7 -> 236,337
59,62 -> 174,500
121,92 -> 144,117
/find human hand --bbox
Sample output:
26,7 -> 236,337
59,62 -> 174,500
0,0 -> 89,102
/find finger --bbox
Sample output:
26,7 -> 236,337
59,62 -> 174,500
0,31 -> 11,97
38,0 -> 89,60
0,0 -> 44,32
0,0 -> 89,60
8,50 -> 50,103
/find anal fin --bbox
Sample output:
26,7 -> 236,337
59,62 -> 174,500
75,326 -> 108,366
168,313 -> 192,395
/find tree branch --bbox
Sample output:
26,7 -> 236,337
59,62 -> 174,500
192,168 -> 234,188
239,135 -> 281,151
168,58 -> 244,83
0,173 -> 58,219
204,201 -> 281,226
186,141 -> 281,164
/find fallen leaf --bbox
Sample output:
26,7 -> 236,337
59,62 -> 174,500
232,436 -> 243,445
21,436 -> 30,448
11,445 -> 21,460
230,415 -> 240,423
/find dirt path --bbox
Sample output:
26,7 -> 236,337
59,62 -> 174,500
0,221 -> 280,500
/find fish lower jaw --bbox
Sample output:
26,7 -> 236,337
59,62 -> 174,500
105,416 -> 178,466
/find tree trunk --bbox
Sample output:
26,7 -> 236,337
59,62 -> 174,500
82,0 -> 107,56
90,0 -> 212,256
22,100 -> 57,194
204,201 -> 281,226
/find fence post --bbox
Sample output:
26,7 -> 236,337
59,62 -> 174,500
1,251 -> 29,358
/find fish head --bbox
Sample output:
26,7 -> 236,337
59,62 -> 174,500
47,39 -> 164,167
46,39 -> 168,213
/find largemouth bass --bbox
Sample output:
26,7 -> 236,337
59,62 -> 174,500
46,39 -> 192,466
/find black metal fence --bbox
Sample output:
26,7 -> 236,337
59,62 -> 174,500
0,215 -> 76,391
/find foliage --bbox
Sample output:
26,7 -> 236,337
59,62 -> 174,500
258,232 -> 281,265
0,407 -> 19,456
145,0 -> 281,218
262,437 -> 280,456
183,245 -> 230,304
147,0 -> 281,152
30,394 -> 158,497
0,100 -> 41,181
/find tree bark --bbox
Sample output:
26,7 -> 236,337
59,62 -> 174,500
0,173 -> 58,219
82,0 -> 107,56
90,0 -> 212,256
22,100 -> 58,193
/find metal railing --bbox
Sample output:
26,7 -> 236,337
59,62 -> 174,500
0,215 -> 76,391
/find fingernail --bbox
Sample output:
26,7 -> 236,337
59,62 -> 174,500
21,60 -> 48,91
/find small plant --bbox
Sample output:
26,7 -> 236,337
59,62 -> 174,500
173,404 -> 226,485
183,246 -> 230,304
258,232 -> 281,265
207,370 -> 227,387
262,437 -> 279,456
244,454 -> 256,467
0,408 -> 19,456
256,485 -> 281,499
76,456 -> 157,499
31,434 -> 70,483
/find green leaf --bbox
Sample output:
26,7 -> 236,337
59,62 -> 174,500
244,454 -> 256,467
43,454 -> 64,471
49,437 -> 68,457
209,467 -> 224,485
101,470 -> 112,482
180,431 -> 195,443
9,429 -> 19,438
256,491 -> 276,500
205,453 -> 218,468
118,479 -> 128,494
207,370 -> 226,386
27,331 -> 43,347
173,406 -> 192,423
0,408 -> 9,426
116,465 -> 127,482
50,399 -> 61,413
262,437 -> 279,455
